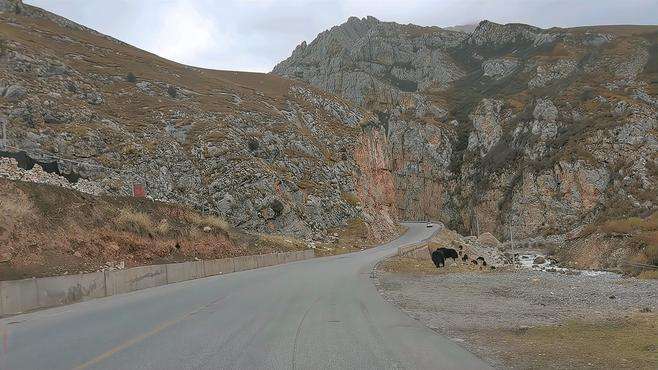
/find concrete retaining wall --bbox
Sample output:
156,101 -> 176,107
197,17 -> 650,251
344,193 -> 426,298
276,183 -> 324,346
203,258 -> 235,277
255,253 -> 277,268
36,271 -> 106,308
0,250 -> 314,316
0,278 -> 37,316
166,261 -> 205,284
105,265 -> 167,296
233,255 -> 258,272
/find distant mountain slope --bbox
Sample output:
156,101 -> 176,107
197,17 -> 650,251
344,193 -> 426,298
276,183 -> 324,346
274,16 -> 658,261
444,23 -> 478,33
0,1 -> 397,242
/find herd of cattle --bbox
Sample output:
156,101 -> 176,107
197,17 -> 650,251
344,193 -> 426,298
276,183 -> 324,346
431,246 -> 491,269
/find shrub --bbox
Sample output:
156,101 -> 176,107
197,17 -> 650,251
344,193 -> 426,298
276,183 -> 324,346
126,72 -> 137,83
247,138 -> 259,151
270,199 -> 284,216
0,38 -> 7,57
116,209 -> 153,235
167,85 -> 177,98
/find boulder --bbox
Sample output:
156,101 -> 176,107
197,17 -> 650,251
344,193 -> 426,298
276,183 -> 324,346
3,84 -> 26,102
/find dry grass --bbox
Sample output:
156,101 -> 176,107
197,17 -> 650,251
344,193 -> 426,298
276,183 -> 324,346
638,270 -> 658,280
256,233 -> 306,251
154,219 -> 170,235
602,217 -> 649,235
116,209 -> 154,236
184,212 -> 230,232
341,192 -> 361,206
643,241 -> 658,265
491,313 -> 658,369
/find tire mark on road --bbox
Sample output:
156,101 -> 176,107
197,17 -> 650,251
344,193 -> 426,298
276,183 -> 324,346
291,296 -> 321,370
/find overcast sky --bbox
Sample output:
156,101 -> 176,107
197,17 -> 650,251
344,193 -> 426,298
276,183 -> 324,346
26,0 -> 658,73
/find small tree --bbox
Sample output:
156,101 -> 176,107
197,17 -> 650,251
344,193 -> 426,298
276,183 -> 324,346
167,85 -> 178,98
126,72 -> 137,83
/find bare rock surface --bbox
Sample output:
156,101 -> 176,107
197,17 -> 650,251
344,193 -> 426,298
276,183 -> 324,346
275,17 -> 658,262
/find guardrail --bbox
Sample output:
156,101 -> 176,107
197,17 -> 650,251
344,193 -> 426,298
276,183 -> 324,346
0,250 -> 314,316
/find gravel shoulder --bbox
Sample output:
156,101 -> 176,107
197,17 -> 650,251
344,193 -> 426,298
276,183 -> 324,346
374,256 -> 658,369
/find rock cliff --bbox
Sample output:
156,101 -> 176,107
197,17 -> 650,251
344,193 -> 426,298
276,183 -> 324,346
274,17 -> 658,242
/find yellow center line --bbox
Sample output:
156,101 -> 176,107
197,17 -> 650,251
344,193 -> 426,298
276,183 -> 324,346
72,296 -> 226,370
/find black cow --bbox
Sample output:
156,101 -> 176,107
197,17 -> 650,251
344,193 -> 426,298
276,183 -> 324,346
431,247 -> 459,268
437,248 -> 458,260
431,249 -> 445,268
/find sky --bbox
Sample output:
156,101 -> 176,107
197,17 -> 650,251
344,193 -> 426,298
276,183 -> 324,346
26,0 -> 658,73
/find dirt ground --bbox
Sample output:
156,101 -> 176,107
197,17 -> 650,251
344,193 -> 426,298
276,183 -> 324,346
375,256 -> 658,369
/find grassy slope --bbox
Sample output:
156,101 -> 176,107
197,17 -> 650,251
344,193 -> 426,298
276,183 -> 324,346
0,178 -> 309,280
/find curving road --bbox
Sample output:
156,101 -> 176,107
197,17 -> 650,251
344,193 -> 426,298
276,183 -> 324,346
0,223 -> 490,370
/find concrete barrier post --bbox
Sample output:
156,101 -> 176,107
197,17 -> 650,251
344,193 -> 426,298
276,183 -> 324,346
276,253 -> 286,265
233,255 -> 257,272
203,258 -> 235,277
166,261 -> 205,284
1,278 -> 38,315
284,252 -> 296,263
256,254 -> 278,268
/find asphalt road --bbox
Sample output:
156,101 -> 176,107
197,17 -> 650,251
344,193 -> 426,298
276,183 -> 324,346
0,223 -> 490,370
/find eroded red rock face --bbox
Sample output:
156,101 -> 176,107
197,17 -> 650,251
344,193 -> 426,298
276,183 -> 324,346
354,127 -> 398,241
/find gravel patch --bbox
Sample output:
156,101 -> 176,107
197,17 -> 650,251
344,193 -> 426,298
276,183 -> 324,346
374,261 -> 658,368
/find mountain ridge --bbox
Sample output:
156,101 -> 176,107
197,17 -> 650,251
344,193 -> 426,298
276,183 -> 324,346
1,1 -> 657,270
273,15 -> 658,268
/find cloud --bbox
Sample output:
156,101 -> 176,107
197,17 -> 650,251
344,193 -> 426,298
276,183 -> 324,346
147,1 -> 222,65
25,0 -> 658,72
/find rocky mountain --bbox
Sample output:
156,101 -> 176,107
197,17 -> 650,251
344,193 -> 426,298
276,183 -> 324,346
274,17 -> 658,257
2,1 -> 657,269
0,1 -> 398,242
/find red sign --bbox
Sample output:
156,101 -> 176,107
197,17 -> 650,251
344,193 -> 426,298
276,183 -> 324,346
132,184 -> 146,198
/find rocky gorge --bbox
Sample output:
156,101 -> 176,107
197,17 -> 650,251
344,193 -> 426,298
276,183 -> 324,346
274,16 -> 658,268
1,1 -> 657,270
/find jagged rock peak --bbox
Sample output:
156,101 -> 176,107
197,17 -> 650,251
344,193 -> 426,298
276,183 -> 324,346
469,19 -> 553,46
0,0 -> 23,13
